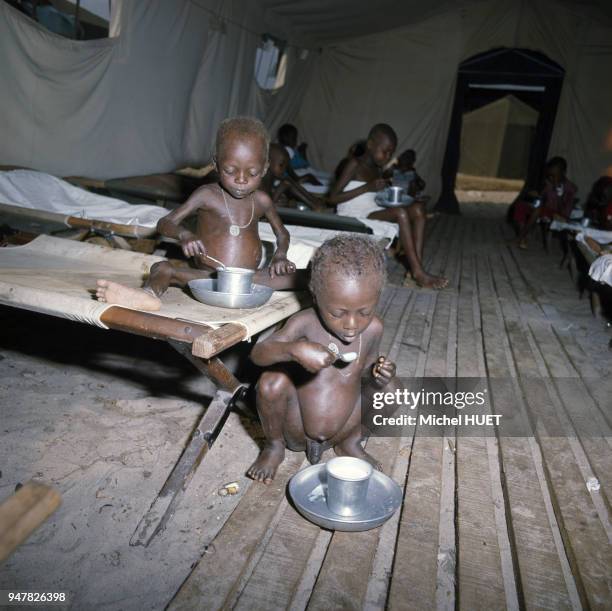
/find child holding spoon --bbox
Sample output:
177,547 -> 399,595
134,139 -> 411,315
96,117 -> 300,311
247,235 -> 400,484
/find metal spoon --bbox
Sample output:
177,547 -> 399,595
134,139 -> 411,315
198,251 -> 226,270
336,351 -> 358,363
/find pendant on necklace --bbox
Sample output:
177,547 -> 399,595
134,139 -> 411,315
229,225 -> 240,237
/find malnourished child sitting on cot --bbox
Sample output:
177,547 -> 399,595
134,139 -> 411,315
247,234 -> 401,484
96,117 -> 303,310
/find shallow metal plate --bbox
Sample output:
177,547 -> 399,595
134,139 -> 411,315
375,193 -> 415,208
188,278 -> 273,309
288,463 -> 402,531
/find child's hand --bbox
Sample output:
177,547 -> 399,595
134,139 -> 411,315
269,254 -> 296,277
291,341 -> 335,373
180,233 -> 206,259
367,178 -> 389,193
372,356 -> 396,386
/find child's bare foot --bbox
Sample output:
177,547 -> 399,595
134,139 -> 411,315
96,279 -> 162,311
247,441 -> 285,484
413,271 -> 448,290
334,441 -> 383,471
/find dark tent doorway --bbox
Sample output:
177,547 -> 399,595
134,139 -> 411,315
435,48 -> 565,214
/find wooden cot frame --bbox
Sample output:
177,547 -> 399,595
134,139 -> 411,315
2,299 -> 287,547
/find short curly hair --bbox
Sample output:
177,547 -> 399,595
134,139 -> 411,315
215,116 -> 270,160
309,234 -> 387,297
398,149 -> 416,165
368,123 -> 398,147
277,123 -> 298,146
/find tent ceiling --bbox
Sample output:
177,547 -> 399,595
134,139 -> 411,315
259,0 -> 612,45
258,0 -> 455,45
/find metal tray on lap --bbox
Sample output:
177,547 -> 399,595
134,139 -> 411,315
288,463 -> 402,531
188,278 -> 273,309
375,192 -> 415,208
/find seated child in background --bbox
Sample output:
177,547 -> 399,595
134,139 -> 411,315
278,123 -> 309,171
96,117 -> 301,311
329,123 -> 447,290
277,123 -> 330,187
247,235 -> 400,483
391,149 -> 426,197
584,176 -> 612,230
515,156 -> 577,249
260,143 -> 326,211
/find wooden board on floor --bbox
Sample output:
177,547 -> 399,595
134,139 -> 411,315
168,213 -> 612,611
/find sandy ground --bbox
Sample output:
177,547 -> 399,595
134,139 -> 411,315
1,201 -> 610,610
0,313 -> 266,610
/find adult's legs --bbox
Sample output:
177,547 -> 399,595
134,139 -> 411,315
369,207 -> 447,289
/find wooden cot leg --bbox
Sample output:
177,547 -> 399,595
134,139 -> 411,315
130,386 -> 245,547
172,340 -> 242,391
129,342 -> 246,547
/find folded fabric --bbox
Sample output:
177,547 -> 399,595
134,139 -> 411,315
337,180 -> 380,218
0,170 -> 167,228
550,220 -> 612,243
336,180 -> 398,242
589,254 -> 612,286
294,167 -> 333,185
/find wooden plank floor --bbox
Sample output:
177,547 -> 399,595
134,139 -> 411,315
170,211 -> 612,610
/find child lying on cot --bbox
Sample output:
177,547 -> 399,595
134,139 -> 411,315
96,117 -> 301,311
247,235 -> 401,484
260,143 -> 326,211
328,124 -> 447,290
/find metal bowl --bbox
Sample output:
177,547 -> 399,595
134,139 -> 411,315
188,278 -> 273,309
289,463 -> 402,531
375,192 -> 415,208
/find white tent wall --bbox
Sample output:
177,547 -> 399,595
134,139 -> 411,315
183,1 -> 316,165
0,0 -> 314,179
2,0 -> 610,192
295,0 -> 612,202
